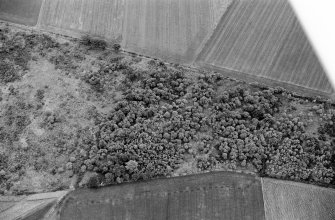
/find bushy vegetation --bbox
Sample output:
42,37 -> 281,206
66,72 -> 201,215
80,35 -> 107,50
71,61 -> 335,187
0,27 -> 61,84
1,26 -> 334,194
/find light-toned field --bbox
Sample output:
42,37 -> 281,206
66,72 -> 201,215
262,178 -> 335,220
39,0 -> 125,41
38,0 -> 232,64
196,0 -> 333,95
0,0 -> 43,26
121,0 -> 232,63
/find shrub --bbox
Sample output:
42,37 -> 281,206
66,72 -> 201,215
0,61 -> 20,83
80,35 -> 107,50
113,43 -> 121,52
87,175 -> 99,188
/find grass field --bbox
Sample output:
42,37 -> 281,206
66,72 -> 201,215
0,0 -> 43,26
60,172 -> 265,220
196,0 -> 333,95
262,178 -> 335,220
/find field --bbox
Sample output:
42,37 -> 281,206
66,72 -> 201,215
38,0 -> 231,64
60,172 -> 265,220
39,0 -> 125,41
262,178 -> 335,220
121,0 -> 232,64
0,0 -> 43,26
196,0 -> 333,95
0,191 -> 68,219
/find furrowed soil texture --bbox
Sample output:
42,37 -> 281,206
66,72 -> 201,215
60,172 -> 265,220
121,0 -> 232,64
0,24 -> 335,196
196,0 -> 333,95
262,178 -> 335,220
0,0 -> 43,26
39,0 -> 232,64
39,0 -> 125,41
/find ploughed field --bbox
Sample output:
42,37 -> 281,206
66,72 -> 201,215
195,0 -> 333,95
0,24 -> 335,196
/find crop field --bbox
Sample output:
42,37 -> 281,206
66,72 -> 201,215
39,0 -> 125,40
262,178 -> 335,220
38,0 -> 231,63
121,0 -> 232,64
0,0 -> 43,26
196,0 -> 333,95
60,172 -> 265,220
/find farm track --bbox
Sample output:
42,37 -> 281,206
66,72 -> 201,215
195,0 -> 333,95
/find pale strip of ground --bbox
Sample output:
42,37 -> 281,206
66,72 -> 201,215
262,178 -> 335,220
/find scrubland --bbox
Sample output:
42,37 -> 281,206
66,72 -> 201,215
0,24 -> 334,195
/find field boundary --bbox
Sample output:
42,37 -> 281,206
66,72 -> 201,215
1,18 -> 334,101
196,62 -> 335,100
0,0 -> 334,101
260,178 -> 269,220
190,0 -> 234,64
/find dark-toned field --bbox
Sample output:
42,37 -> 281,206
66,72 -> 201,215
0,0 -> 42,26
60,172 -> 265,220
196,0 -> 333,95
262,178 -> 335,220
